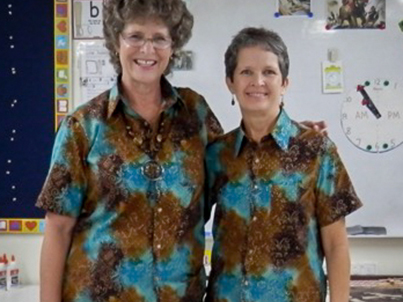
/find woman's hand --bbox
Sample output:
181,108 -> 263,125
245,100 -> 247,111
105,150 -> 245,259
300,120 -> 328,136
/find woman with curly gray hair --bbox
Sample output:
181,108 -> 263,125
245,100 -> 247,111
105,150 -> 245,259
37,1 -> 222,302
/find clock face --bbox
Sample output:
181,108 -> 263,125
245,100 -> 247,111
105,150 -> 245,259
326,72 -> 341,87
341,79 -> 403,153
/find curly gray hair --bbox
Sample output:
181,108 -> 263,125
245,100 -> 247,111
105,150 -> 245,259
103,0 -> 194,75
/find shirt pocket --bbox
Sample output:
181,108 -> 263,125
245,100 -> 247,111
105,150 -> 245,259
270,177 -> 314,231
160,139 -> 204,208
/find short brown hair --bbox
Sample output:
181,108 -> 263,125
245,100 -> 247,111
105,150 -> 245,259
225,27 -> 290,84
103,0 -> 194,75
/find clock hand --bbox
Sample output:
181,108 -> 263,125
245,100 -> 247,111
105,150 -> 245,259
357,85 -> 382,119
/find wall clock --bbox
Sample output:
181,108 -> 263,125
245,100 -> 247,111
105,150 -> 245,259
341,79 -> 403,153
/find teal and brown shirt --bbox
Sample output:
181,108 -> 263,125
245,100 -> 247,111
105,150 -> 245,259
205,109 -> 362,302
36,77 -> 223,302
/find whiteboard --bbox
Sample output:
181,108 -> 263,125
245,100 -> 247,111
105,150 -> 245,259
72,0 -> 403,237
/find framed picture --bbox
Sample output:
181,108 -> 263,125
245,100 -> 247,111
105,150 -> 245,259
326,0 -> 386,30
173,50 -> 194,71
73,0 -> 104,39
276,0 -> 313,17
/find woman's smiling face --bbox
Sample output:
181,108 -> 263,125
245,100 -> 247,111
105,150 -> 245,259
118,18 -> 173,86
227,46 -> 289,117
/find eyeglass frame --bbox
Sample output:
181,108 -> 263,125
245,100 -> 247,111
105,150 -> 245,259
120,33 -> 173,50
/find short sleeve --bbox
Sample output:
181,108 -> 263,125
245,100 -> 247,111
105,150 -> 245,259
35,116 -> 88,217
315,138 -> 362,227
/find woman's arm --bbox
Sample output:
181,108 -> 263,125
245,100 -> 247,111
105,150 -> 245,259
320,218 -> 351,302
40,212 -> 77,302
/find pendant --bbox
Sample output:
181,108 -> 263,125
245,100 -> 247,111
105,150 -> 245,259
142,160 -> 163,180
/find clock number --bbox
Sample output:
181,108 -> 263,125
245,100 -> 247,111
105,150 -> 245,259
391,139 -> 396,147
375,78 -> 381,85
355,138 -> 361,146
342,113 -> 348,120
346,96 -> 352,103
346,127 -> 351,135
375,142 -> 380,151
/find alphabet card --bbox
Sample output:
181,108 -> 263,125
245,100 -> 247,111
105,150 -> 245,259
0,219 -> 45,234
73,0 -> 104,39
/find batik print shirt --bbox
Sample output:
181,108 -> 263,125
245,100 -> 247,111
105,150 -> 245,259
36,77 -> 223,302
205,110 -> 362,302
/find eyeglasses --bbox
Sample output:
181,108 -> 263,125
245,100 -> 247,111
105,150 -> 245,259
121,33 -> 172,50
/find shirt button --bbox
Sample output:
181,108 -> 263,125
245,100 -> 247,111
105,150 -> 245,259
244,281 -> 249,286
252,216 -> 257,221
249,250 -> 253,254
157,207 -> 162,213
119,202 -> 126,212
253,184 -> 258,189
156,244 -> 161,249
254,158 -> 260,164
134,137 -> 143,145
156,134 -> 163,143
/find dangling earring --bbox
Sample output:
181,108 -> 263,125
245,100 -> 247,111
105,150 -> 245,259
280,95 -> 284,108
231,95 -> 235,106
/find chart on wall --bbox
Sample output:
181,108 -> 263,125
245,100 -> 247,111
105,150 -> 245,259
74,40 -> 116,107
0,0 -> 55,234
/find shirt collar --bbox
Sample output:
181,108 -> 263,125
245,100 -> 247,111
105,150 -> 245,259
106,75 -> 186,119
234,109 -> 294,156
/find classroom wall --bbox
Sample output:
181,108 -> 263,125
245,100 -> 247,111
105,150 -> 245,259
169,0 -> 403,236
70,0 -> 403,237
0,235 -> 402,285
2,0 -> 403,287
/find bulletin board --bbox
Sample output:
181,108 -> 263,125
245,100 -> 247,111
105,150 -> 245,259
0,0 -> 68,234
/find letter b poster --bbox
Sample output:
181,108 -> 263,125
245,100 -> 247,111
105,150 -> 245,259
73,0 -> 104,39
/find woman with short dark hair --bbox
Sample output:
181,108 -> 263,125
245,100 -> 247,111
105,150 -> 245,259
205,27 -> 362,302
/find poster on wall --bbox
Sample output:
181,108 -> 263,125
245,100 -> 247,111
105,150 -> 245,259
322,61 -> 344,94
75,40 -> 116,107
326,0 -> 386,30
73,0 -> 104,39
172,50 -> 194,71
276,0 -> 313,17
